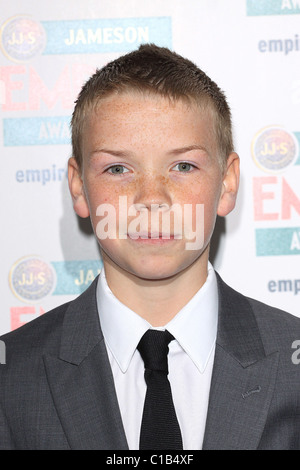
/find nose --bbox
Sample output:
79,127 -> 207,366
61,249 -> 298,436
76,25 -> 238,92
133,173 -> 172,211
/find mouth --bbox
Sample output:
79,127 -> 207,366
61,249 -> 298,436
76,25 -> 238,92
127,232 -> 181,243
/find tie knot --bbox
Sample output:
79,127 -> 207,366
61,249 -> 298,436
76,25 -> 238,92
137,329 -> 174,373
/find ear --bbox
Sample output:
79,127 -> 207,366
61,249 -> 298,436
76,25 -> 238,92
68,157 -> 90,218
217,152 -> 240,217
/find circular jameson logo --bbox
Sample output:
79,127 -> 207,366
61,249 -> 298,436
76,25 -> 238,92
9,257 -> 56,303
0,16 -> 46,62
252,127 -> 299,173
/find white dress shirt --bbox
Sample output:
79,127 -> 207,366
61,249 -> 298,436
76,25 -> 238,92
96,262 -> 218,450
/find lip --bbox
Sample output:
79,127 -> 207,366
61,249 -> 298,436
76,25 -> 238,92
127,232 -> 180,243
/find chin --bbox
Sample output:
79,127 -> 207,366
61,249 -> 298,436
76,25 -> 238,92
125,258 -> 192,282
131,270 -> 179,282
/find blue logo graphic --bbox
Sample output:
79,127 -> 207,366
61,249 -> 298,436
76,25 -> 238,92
252,127 -> 299,173
9,258 -> 103,302
3,116 -> 70,146
51,260 -> 103,295
9,257 -> 56,302
247,0 -> 300,16
1,16 -> 172,62
0,15 -> 46,62
15,165 -> 67,185
256,227 -> 300,256
294,132 -> 300,163
258,35 -> 300,55
41,17 -> 172,55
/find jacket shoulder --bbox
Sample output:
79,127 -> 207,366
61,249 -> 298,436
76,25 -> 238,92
0,276 -> 99,364
247,296 -> 300,347
216,272 -> 300,353
0,301 -> 71,360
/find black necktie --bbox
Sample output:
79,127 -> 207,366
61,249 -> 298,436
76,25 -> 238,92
137,329 -> 183,450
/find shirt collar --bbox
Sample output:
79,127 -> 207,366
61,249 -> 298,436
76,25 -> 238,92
96,262 -> 218,374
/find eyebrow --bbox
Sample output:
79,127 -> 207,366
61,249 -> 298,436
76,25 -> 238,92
90,145 -> 208,158
90,148 -> 130,158
167,145 -> 208,156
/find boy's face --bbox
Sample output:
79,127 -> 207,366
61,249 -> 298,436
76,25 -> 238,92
69,92 -> 239,281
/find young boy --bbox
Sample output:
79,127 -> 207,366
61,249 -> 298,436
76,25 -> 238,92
0,44 -> 300,450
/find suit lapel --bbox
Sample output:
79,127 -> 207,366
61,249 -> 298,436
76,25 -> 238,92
43,278 -> 128,450
202,274 -> 279,450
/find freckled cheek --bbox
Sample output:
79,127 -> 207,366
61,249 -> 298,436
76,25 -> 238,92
180,181 -> 221,231
172,179 -> 213,206
85,179 -> 138,217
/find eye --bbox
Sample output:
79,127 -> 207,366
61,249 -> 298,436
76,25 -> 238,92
106,165 -> 129,175
172,162 -> 196,172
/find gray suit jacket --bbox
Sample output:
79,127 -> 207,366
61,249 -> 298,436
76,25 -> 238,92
0,273 -> 300,450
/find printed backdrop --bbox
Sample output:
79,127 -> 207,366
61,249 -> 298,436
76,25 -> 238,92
1,0 -> 300,335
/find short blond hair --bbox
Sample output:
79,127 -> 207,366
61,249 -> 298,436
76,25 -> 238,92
71,44 -> 234,171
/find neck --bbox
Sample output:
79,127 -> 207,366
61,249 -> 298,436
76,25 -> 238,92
101,249 -> 209,327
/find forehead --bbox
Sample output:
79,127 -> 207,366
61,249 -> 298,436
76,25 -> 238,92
82,91 -> 217,153
90,89 -> 214,120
